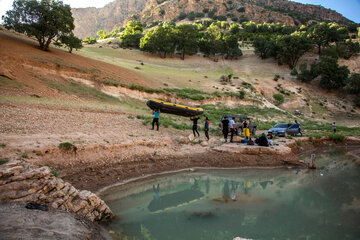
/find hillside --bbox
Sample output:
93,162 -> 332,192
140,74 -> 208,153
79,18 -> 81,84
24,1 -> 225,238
72,0 -> 352,38
0,29 -> 152,102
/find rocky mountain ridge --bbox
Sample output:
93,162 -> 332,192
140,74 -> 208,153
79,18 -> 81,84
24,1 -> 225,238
72,0 -> 352,38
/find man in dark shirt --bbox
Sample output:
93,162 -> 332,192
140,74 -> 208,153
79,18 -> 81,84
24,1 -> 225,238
221,116 -> 230,142
191,116 -> 200,137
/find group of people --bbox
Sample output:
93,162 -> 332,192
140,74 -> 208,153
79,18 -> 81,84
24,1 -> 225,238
152,109 -> 337,146
152,109 -> 210,140
220,116 -> 250,143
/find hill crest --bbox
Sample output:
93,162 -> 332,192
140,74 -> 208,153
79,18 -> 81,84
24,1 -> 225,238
72,0 -> 352,38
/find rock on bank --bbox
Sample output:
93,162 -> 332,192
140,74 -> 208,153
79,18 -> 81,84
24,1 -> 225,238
0,160 -> 113,222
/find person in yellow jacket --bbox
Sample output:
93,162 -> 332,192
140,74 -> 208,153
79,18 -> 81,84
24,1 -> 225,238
242,118 -> 250,139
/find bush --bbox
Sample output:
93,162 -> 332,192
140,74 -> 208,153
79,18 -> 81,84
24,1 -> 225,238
51,167 -> 59,177
273,74 -> 280,81
328,134 -> 346,144
345,73 -> 360,95
0,159 -> 8,165
239,90 -> 245,99
290,68 -> 298,76
58,142 -> 77,152
273,93 -> 284,105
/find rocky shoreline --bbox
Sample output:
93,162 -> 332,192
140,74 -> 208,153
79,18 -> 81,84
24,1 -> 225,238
1,137 -> 359,239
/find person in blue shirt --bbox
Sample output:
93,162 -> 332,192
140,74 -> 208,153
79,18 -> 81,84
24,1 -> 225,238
152,109 -> 160,131
204,117 -> 210,140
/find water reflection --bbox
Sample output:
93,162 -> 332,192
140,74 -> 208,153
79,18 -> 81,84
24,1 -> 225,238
148,178 -> 204,213
100,148 -> 360,240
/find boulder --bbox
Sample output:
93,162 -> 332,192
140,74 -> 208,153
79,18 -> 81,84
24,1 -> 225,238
0,161 -> 113,222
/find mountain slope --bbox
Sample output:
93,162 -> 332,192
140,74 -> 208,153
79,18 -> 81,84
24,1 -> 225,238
72,0 -> 352,38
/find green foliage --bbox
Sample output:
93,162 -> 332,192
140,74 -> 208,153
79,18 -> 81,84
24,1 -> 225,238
253,36 -> 277,59
21,152 -> 28,158
129,84 -> 164,93
273,74 -> 280,81
83,36 -> 96,44
297,62 -> 320,83
3,0 -> 75,51
96,30 -> 108,39
273,93 -> 284,105
140,23 -> 176,58
0,159 -> 8,165
50,167 -> 59,177
58,142 -> 76,151
239,90 -> 245,99
242,22 -> 295,35
59,33 -> 82,53
290,68 -> 298,76
158,9 -> 165,16
345,73 -> 360,95
328,134 -> 346,144
321,42 -> 360,60
275,35 -> 313,69
236,7 -> 245,13
119,21 -> 143,48
178,12 -> 187,20
175,24 -> 199,60
307,22 -> 349,54
0,143 -> 6,147
319,56 -> 350,90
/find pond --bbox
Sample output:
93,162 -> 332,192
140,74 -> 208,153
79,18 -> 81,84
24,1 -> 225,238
99,148 -> 360,240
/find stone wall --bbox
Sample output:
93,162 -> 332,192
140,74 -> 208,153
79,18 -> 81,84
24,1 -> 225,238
0,160 -> 113,222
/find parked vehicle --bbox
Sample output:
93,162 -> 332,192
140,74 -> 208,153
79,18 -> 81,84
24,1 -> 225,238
268,123 -> 302,137
268,123 -> 292,137
219,115 -> 257,135
285,123 -> 301,136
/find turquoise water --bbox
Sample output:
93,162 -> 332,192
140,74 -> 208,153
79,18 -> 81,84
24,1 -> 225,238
100,148 -> 360,240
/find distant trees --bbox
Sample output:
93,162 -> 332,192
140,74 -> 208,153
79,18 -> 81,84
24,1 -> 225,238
175,24 -> 199,60
139,21 -> 242,60
276,35 -> 313,69
140,23 -> 176,58
59,33 -> 82,53
119,21 -> 143,48
2,0 -> 75,51
97,30 -> 108,39
253,35 -> 312,69
307,22 -> 348,54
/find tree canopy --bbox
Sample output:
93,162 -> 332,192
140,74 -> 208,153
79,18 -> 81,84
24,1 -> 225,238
2,0 -> 74,51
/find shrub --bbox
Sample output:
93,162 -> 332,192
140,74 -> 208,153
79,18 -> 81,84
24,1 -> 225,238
273,74 -> 280,81
58,142 -> 77,152
21,152 -> 28,158
51,167 -> 59,177
328,134 -> 345,144
290,68 -> 298,76
0,159 -> 8,165
273,93 -> 284,105
239,90 -> 245,99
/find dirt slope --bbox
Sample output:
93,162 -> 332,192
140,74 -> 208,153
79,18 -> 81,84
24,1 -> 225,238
0,29 -> 153,100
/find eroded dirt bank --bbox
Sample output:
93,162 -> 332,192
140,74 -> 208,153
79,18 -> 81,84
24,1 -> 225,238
1,102 -> 360,192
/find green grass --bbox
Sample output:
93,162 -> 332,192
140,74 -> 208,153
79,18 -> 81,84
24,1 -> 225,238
39,77 -> 120,103
0,75 -> 23,88
0,159 -> 8,165
21,152 -> 28,158
0,143 -> 6,147
50,167 -> 59,177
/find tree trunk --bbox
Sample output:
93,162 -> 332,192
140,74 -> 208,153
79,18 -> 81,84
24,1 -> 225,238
69,47 -> 73,53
